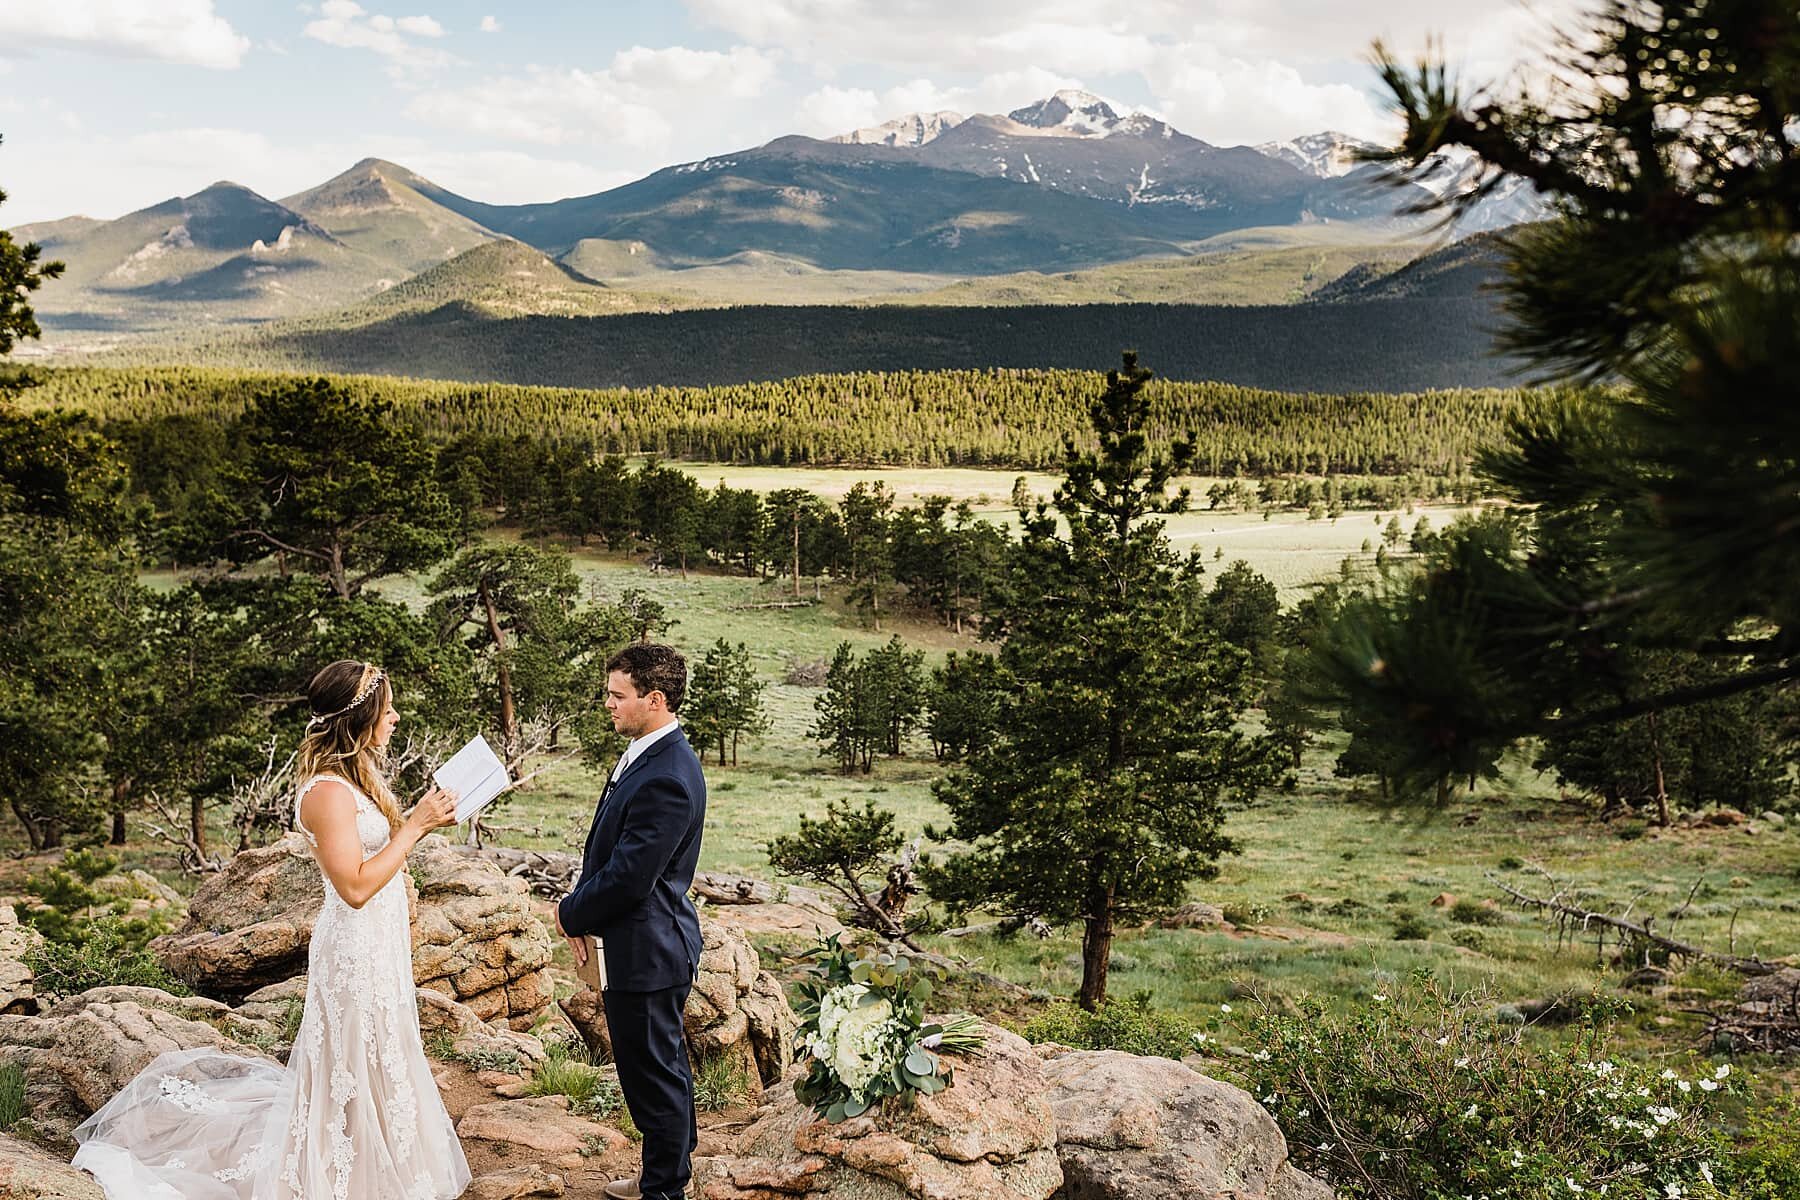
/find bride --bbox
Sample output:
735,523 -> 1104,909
72,660 -> 473,1200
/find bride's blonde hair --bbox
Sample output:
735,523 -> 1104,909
297,660 -> 402,831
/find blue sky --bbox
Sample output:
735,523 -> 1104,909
0,0 -> 1570,224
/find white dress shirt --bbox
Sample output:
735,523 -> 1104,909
610,718 -> 681,783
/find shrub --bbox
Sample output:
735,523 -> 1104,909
1449,927 -> 1492,954
1392,912 -> 1432,940
1230,976 -> 1737,1199
1021,994 -> 1194,1059
1720,1097 -> 1800,1199
1449,898 -> 1503,926
22,916 -> 188,996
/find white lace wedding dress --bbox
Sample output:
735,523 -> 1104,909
72,773 -> 471,1200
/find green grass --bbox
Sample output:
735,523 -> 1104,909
528,1044 -> 624,1118
872,242 -> 1424,308
0,1062 -> 25,1132
692,1052 -> 755,1112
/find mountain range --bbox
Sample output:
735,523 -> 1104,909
14,90 -> 1536,338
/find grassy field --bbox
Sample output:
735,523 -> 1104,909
669,462 -> 1481,596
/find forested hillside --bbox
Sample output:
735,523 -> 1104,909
103,295 -> 1520,392
28,364 -> 1536,474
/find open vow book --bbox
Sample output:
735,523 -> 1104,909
433,734 -> 511,822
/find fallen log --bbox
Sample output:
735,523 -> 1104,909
1490,867 -> 1780,977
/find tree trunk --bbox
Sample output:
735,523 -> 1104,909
1078,903 -> 1115,1010
328,542 -> 350,600
110,776 -> 132,845
190,791 -> 208,862
478,578 -> 519,769
1648,710 -> 1671,828
11,800 -> 50,852
792,512 -> 802,599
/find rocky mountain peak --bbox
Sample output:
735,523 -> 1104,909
831,110 -> 966,148
1007,89 -> 1124,135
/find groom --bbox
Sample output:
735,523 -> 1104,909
557,643 -> 707,1200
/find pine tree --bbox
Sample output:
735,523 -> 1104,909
925,353 -> 1277,1009
1316,2 -> 1800,795
811,643 -> 880,775
226,379 -> 458,598
685,640 -> 771,766
0,134 -> 62,388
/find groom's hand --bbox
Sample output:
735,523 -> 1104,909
553,905 -> 588,966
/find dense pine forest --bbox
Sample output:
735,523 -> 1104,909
88,295 -> 1520,393
24,364 -> 1537,475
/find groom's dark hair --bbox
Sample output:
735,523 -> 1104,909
606,643 -> 688,712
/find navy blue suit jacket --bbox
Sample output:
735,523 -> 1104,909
558,724 -> 707,992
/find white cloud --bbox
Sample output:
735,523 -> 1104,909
303,1 -> 460,77
479,15 -> 501,33
1150,46 -> 1393,144
682,0 -> 1578,140
0,0 -> 250,70
611,45 -> 776,98
794,68 -> 1084,139
406,45 -> 780,150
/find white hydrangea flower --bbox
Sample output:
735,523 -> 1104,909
809,984 -> 898,1100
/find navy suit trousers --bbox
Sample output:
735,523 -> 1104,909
605,983 -> 699,1200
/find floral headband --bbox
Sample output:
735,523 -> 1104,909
305,665 -> 385,730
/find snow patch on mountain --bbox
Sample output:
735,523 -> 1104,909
1254,131 -> 1382,178
832,111 -> 965,147
1007,89 -> 1129,136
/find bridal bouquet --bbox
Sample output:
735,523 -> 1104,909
792,935 -> 985,1123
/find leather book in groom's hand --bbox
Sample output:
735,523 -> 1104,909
573,936 -> 606,991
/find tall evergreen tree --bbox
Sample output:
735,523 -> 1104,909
684,640 -> 771,766
426,544 -> 611,767
0,133 -> 62,388
925,651 -> 1002,762
840,482 -> 895,629
811,643 -> 880,775
925,353 -> 1277,1009
224,379 -> 457,598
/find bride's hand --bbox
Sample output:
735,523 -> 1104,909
406,787 -> 459,834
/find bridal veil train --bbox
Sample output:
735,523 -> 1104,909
70,662 -> 470,1200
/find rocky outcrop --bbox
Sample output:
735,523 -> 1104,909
0,986 -> 279,1145
150,834 -> 323,994
151,834 -> 558,1030
0,905 -> 44,1016
1156,903 -> 1229,930
693,1023 -> 1063,1200
0,1131 -> 106,1199
409,838 -> 556,1030
561,917 -> 796,1099
1038,1049 -> 1335,1200
19,987 -> 277,1115
418,986 -> 549,1070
